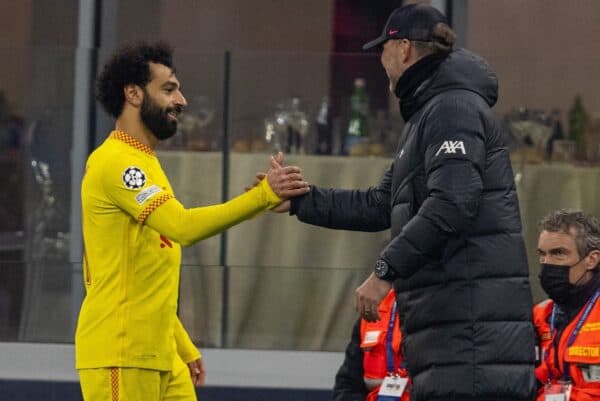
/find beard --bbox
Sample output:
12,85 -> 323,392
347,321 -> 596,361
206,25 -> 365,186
140,91 -> 180,141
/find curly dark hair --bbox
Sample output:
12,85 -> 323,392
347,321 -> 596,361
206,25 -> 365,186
96,42 -> 174,118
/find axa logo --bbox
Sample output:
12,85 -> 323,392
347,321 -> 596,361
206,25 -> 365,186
435,140 -> 466,156
160,235 -> 173,249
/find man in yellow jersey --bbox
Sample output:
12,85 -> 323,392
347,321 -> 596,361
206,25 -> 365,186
76,42 -> 310,401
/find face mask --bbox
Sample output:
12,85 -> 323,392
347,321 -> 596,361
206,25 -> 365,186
539,258 -> 589,306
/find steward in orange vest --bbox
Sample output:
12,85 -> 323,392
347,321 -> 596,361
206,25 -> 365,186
333,290 -> 410,401
534,293 -> 600,401
534,210 -> 600,401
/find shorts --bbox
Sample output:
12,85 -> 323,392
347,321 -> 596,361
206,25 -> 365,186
78,355 -> 196,401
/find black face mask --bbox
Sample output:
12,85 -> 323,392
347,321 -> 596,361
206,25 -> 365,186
539,258 -> 596,307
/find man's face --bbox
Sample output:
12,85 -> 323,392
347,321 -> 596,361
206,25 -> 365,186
381,39 -> 409,93
537,229 -> 587,285
140,62 -> 187,140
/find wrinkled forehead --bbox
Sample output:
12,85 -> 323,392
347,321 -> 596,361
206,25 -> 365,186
538,229 -> 578,249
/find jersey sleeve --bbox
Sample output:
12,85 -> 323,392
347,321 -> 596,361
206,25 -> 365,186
145,177 -> 282,246
99,152 -> 173,222
174,316 -> 201,363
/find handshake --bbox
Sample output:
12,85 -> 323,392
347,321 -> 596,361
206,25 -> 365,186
246,152 -> 310,212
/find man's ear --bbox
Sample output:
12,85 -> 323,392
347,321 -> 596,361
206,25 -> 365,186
124,84 -> 143,108
585,249 -> 600,271
400,39 -> 412,64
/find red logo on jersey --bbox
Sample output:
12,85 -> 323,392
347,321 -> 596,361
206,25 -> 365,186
160,235 -> 173,249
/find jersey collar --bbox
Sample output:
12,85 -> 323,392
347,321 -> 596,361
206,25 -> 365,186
109,130 -> 156,156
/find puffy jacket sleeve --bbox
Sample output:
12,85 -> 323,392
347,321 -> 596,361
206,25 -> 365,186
380,98 -> 486,277
290,167 -> 392,232
333,319 -> 368,401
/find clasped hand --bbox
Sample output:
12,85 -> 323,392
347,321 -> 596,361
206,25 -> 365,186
245,152 -> 309,211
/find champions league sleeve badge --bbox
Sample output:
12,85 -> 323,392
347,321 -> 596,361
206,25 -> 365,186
122,166 -> 146,189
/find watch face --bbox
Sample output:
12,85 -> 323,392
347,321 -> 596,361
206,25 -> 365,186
375,260 -> 389,278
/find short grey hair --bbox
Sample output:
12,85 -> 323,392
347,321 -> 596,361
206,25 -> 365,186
538,209 -> 600,258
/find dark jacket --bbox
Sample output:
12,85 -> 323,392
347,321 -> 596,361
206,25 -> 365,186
291,49 -> 536,401
333,319 -> 369,401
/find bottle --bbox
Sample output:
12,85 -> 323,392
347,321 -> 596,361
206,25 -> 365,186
315,96 -> 332,155
568,94 -> 589,160
286,97 -> 309,154
345,78 -> 369,155
547,109 -> 564,159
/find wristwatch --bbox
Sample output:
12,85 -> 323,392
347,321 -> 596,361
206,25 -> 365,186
374,259 -> 396,281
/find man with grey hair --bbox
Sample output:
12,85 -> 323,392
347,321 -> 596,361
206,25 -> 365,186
534,209 -> 600,401
266,3 -> 536,400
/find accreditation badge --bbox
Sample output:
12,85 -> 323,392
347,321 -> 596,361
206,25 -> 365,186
581,364 -> 600,382
376,375 -> 408,401
543,380 -> 572,401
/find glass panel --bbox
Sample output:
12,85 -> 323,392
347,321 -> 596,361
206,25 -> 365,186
156,50 -> 226,152
2,46 -> 600,351
227,51 -> 396,157
179,264 -> 224,348
178,264 -> 371,352
225,265 -> 369,351
0,259 -> 25,341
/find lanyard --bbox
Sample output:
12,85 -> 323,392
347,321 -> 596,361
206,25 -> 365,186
547,305 -> 558,381
386,301 -> 398,374
551,290 -> 600,381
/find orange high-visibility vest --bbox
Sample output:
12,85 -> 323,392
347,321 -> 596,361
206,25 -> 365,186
360,290 -> 410,401
533,293 -> 600,401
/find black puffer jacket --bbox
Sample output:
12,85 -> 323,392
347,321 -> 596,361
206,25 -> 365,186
291,49 -> 536,401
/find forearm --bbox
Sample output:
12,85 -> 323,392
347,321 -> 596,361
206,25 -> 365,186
146,178 -> 280,246
174,316 -> 201,364
291,186 -> 390,232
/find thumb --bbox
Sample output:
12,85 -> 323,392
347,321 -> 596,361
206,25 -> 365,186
270,155 -> 281,169
276,151 -> 285,166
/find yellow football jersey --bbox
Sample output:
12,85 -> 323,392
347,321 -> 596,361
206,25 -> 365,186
76,130 -> 280,370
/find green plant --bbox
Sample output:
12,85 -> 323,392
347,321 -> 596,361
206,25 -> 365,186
568,94 -> 589,159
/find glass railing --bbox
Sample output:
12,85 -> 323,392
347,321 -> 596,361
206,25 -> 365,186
0,259 -> 371,351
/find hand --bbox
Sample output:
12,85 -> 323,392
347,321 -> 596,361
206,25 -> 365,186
187,358 -> 206,387
244,172 -> 292,213
244,152 -> 308,207
355,272 -> 392,322
266,152 -> 309,199
243,151 -> 287,193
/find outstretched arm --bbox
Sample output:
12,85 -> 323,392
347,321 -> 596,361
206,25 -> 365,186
145,177 -> 282,246
104,153 -> 309,246
290,167 -> 393,232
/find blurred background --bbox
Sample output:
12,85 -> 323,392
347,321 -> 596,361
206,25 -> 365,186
1,0 -> 600,400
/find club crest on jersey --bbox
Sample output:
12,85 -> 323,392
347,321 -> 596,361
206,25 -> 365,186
435,140 -> 466,156
122,166 -> 146,189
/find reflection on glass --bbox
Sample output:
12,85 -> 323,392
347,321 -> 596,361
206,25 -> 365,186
166,96 -> 217,151
264,97 -> 310,154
